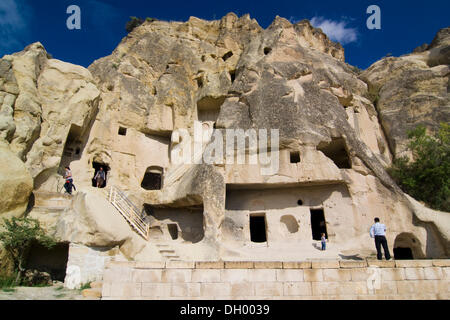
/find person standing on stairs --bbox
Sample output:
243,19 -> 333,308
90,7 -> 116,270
64,167 -> 76,195
94,166 -> 106,188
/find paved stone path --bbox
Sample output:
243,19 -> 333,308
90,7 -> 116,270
0,283 -> 97,300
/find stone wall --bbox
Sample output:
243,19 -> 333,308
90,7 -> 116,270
64,243 -> 128,289
224,184 -> 353,245
101,259 -> 450,300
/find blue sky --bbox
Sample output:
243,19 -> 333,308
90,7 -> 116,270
1,0 -> 449,69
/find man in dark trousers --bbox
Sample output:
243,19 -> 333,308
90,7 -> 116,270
370,217 -> 391,260
94,167 -> 106,188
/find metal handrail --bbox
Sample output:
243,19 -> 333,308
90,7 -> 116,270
107,186 -> 149,240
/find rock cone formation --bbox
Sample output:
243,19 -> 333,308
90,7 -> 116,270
0,14 -> 449,281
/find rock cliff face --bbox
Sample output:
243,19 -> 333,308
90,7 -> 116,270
0,42 -> 100,190
0,14 -> 449,265
361,27 -> 450,158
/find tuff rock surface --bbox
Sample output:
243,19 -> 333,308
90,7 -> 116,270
361,27 -> 450,158
0,14 -> 449,265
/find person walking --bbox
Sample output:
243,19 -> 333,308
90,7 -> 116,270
64,167 -> 74,195
370,217 -> 391,260
94,167 -> 106,188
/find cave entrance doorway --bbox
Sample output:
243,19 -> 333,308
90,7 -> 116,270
141,166 -> 163,190
393,247 -> 414,260
26,242 -> 69,282
168,224 -> 178,240
310,208 -> 328,241
250,213 -> 267,243
92,162 -> 109,188
393,233 -> 423,259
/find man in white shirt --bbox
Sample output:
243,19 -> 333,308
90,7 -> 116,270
369,217 -> 391,260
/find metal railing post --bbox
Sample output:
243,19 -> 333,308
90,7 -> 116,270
105,185 -> 149,241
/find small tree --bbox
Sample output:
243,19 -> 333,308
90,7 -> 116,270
0,216 -> 57,285
388,123 -> 450,212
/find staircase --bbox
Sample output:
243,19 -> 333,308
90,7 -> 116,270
29,191 -> 73,229
33,191 -> 73,212
107,186 -> 150,240
106,186 -> 182,261
156,243 -> 181,261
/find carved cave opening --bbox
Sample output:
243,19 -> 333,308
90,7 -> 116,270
393,247 -> 414,260
196,77 -> 204,88
250,213 -> 267,243
26,242 -> 69,282
310,208 -> 328,240
144,205 -> 204,243
197,96 -> 226,125
290,151 -> 300,163
118,126 -> 127,136
222,51 -> 233,61
168,223 -> 178,240
59,124 -> 83,174
317,138 -> 351,169
141,166 -> 163,190
229,70 -> 236,83
92,162 -> 110,188
393,233 -> 423,259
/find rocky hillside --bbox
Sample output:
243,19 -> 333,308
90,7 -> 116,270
0,14 -> 449,265
361,27 -> 450,158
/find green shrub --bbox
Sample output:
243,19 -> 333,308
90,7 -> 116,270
125,16 -> 144,33
0,273 -> 17,289
0,217 -> 57,285
79,282 -> 91,290
125,16 -> 158,33
388,123 -> 450,212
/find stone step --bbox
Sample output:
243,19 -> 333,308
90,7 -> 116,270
35,199 -> 72,206
159,250 -> 176,253
34,191 -> 72,198
33,205 -> 69,210
32,206 -> 69,213
90,281 -> 103,289
82,288 -> 102,299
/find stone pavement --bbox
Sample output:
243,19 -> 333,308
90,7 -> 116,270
0,283 -> 98,300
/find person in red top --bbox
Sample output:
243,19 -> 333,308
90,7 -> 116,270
64,167 -> 75,194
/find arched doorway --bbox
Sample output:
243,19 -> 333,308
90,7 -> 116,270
141,166 -> 164,190
26,241 -> 70,281
393,233 -> 424,259
92,162 -> 110,188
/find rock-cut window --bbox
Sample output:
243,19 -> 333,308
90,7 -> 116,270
141,166 -> 164,190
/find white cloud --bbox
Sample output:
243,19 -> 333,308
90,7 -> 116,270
310,16 -> 358,45
0,0 -> 29,54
